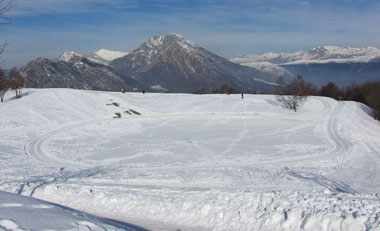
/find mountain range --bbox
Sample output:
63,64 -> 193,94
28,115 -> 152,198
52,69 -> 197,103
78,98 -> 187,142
21,52 -> 141,91
20,34 -> 380,92
21,33 -> 277,93
231,46 -> 380,87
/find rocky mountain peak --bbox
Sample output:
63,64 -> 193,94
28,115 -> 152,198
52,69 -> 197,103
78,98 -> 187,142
21,33 -> 278,94
109,33 -> 276,93
134,33 -> 198,58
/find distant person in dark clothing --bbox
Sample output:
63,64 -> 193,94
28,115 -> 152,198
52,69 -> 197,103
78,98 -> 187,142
241,92 -> 244,99
142,88 -> 145,94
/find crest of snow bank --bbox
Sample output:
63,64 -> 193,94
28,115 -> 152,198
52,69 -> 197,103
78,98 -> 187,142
0,190 -> 145,231
34,185 -> 380,231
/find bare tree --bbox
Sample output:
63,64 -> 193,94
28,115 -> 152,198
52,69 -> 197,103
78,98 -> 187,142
275,75 -> 316,112
361,81 -> 380,120
0,69 -> 7,102
8,67 -> 25,98
319,82 -> 343,100
0,0 -> 15,55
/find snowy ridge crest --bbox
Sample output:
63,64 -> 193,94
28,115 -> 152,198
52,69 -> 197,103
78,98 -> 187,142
59,51 -> 82,62
59,50 -> 128,65
87,49 -> 128,65
232,45 -> 380,65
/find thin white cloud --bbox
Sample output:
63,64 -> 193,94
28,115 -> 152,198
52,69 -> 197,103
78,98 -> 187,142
10,0 -> 138,16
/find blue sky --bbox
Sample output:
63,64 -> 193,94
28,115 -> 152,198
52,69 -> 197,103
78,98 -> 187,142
1,0 -> 380,68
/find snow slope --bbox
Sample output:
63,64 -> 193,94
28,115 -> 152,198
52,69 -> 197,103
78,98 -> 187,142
0,190 -> 147,231
0,89 -> 380,230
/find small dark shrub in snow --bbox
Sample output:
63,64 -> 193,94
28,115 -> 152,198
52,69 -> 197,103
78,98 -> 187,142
193,88 -> 207,94
212,84 -> 238,94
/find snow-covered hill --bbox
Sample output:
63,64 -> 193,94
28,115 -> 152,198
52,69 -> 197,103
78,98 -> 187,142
0,89 -> 380,230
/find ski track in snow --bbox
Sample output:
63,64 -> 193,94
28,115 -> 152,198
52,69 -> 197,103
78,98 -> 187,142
1,89 -> 380,231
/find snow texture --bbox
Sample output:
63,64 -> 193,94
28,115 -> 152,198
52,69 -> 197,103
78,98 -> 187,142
0,88 -> 380,231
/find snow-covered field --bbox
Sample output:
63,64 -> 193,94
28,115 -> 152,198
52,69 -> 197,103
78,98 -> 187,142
0,88 -> 380,231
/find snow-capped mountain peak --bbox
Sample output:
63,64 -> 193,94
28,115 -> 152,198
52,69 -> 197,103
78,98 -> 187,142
136,33 -> 198,57
59,51 -> 82,62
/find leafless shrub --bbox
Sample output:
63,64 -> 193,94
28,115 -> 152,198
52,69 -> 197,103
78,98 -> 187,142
275,75 -> 317,112
8,67 -> 25,99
